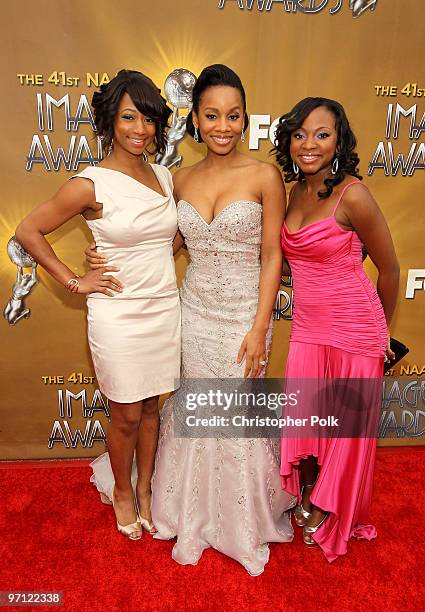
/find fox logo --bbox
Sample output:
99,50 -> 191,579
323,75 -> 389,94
405,270 -> 425,299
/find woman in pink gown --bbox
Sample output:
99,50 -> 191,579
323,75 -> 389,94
274,98 -> 400,561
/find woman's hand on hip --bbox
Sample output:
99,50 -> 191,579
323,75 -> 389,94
85,241 -> 110,270
76,268 -> 123,296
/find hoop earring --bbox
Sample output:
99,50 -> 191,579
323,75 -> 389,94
292,161 -> 299,176
194,127 -> 200,143
331,157 -> 339,175
241,129 -> 245,143
107,138 -> 113,157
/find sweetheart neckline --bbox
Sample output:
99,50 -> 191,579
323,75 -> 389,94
178,199 -> 262,227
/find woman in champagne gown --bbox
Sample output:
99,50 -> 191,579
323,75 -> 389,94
91,65 -> 295,575
150,197 -> 295,575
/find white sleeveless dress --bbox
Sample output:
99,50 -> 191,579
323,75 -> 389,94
70,165 -> 181,402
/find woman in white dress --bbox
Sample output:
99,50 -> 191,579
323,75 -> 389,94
90,65 -> 295,575
15,70 -> 181,541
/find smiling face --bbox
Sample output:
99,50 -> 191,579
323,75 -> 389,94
192,85 -> 245,155
113,92 -> 156,156
290,106 -> 339,176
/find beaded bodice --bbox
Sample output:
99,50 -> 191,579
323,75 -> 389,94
178,199 -> 262,270
177,199 -> 265,378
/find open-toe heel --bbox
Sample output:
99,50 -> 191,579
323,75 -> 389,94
135,494 -> 158,535
293,481 -> 316,527
303,513 -> 328,546
112,487 -> 142,541
138,515 -> 158,535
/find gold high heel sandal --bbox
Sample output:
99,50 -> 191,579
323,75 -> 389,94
111,487 -> 142,541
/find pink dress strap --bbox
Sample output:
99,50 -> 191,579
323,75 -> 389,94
332,181 -> 368,215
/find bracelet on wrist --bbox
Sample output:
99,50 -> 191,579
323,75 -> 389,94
65,276 -> 80,293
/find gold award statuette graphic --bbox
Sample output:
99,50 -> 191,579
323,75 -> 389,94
4,236 -> 38,325
156,68 -> 196,169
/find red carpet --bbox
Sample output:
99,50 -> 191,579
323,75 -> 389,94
0,448 -> 424,612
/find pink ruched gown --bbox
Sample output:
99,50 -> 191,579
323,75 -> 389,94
280,181 -> 387,562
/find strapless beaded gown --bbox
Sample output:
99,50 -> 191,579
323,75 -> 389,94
280,181 -> 387,562
151,199 -> 295,576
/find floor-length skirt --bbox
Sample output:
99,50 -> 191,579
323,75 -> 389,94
152,398 -> 295,576
149,273 -> 296,575
280,341 -> 383,562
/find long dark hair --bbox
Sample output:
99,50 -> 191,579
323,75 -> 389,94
92,69 -> 172,156
273,97 -> 362,199
186,64 -> 249,142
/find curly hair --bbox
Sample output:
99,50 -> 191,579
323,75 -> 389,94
92,69 -> 172,156
186,64 -> 249,143
273,97 -> 362,199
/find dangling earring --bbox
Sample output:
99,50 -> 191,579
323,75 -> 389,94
107,138 -> 114,157
142,151 -> 148,162
194,127 -> 200,143
241,129 -> 245,143
331,157 -> 339,175
292,161 -> 299,177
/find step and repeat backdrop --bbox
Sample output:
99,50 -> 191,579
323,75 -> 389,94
1,0 -> 424,459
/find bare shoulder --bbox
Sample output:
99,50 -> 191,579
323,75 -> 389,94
258,160 -> 283,181
238,155 -> 279,174
339,180 -> 387,231
253,161 -> 285,197
237,155 -> 282,182
340,180 -> 377,211
59,176 -> 97,206
173,162 -> 201,189
173,165 -> 191,182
